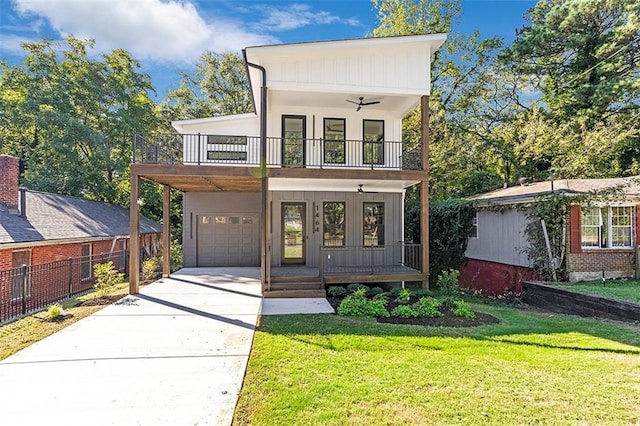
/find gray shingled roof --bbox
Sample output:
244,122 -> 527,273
0,190 -> 162,245
469,176 -> 640,205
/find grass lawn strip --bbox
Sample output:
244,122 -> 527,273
0,282 -> 130,360
234,303 -> 640,425
567,280 -> 640,304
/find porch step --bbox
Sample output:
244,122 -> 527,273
269,281 -> 323,291
270,275 -> 321,283
263,289 -> 327,298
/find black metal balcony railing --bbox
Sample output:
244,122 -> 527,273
133,133 -> 422,170
320,243 -> 421,275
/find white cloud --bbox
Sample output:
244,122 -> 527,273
11,0 -> 279,62
0,33 -> 36,55
256,3 -> 361,31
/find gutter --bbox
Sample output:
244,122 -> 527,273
242,49 -> 270,292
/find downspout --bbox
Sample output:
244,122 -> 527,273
243,49 -> 269,292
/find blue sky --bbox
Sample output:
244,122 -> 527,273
0,0 -> 536,100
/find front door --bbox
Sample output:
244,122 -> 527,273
282,202 -> 306,264
282,115 -> 305,167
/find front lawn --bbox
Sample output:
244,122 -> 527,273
234,303 -> 640,425
565,280 -> 640,304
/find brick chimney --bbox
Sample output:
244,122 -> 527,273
0,155 -> 19,213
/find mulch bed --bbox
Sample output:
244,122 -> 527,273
327,296 -> 500,327
77,294 -> 125,307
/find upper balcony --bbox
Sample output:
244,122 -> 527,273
133,133 -> 422,171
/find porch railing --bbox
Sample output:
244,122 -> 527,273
319,243 -> 421,275
133,132 -> 422,170
0,250 -> 129,324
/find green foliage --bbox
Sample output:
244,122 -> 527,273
395,288 -> 412,304
411,297 -> 443,317
451,300 -> 476,319
389,287 -> 403,297
428,200 -> 475,282
46,303 -> 66,319
523,193 -> 573,281
169,240 -> 183,272
328,286 -> 347,298
142,257 -> 160,281
413,289 -> 434,298
158,51 -> 252,122
346,283 -> 370,295
337,292 -> 389,318
0,37 -> 158,203
367,287 -> 384,298
93,261 -> 125,297
390,305 -> 418,318
436,269 -> 460,297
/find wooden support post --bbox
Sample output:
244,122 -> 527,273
420,95 -> 430,289
162,184 -> 171,277
129,173 -> 140,294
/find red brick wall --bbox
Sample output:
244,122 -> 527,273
0,155 -> 19,210
566,249 -> 635,280
459,258 -> 538,297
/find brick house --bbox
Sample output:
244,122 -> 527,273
0,154 -> 162,316
460,177 -> 640,296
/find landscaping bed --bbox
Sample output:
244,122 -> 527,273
326,271 -> 500,327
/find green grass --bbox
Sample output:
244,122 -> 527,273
234,303 -> 640,425
565,280 -> 640,304
0,282 -> 130,360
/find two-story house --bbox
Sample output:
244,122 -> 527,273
129,34 -> 446,297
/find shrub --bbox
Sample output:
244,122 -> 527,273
390,305 -> 418,318
395,288 -> 412,304
389,287 -> 403,297
437,269 -> 460,297
346,283 -> 370,294
367,286 -> 384,297
328,286 -> 347,298
337,292 -> 389,317
94,261 -> 125,297
413,289 -> 433,298
47,303 -> 66,319
372,293 -> 388,303
159,240 -> 184,273
440,296 -> 458,310
451,300 -> 476,319
411,297 -> 443,317
142,257 -> 160,281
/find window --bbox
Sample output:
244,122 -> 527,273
581,206 -> 632,248
207,135 -> 247,145
81,243 -> 92,281
324,118 -> 345,164
207,151 -> 247,161
363,120 -> 384,165
323,202 -> 345,247
215,216 -> 226,224
11,250 -> 31,299
470,212 -> 478,238
363,202 -> 385,246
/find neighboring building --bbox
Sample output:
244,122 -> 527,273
0,154 -> 162,315
461,177 -> 640,296
130,34 -> 447,297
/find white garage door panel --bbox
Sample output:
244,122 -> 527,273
196,213 -> 260,267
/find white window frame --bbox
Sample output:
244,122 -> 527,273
581,204 -> 634,249
470,211 -> 478,239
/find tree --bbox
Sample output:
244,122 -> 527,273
503,0 -> 639,125
160,51 -> 252,122
0,37 -> 158,202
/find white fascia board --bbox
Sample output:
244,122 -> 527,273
268,178 -> 419,193
171,113 -> 258,133
245,33 -> 447,58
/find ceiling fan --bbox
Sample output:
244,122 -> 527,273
347,97 -> 381,111
357,184 -> 378,194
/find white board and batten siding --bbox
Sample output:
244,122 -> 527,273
465,209 -> 533,268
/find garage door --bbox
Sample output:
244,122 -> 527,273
196,214 -> 260,267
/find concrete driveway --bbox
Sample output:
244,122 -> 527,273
0,268 -> 262,426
